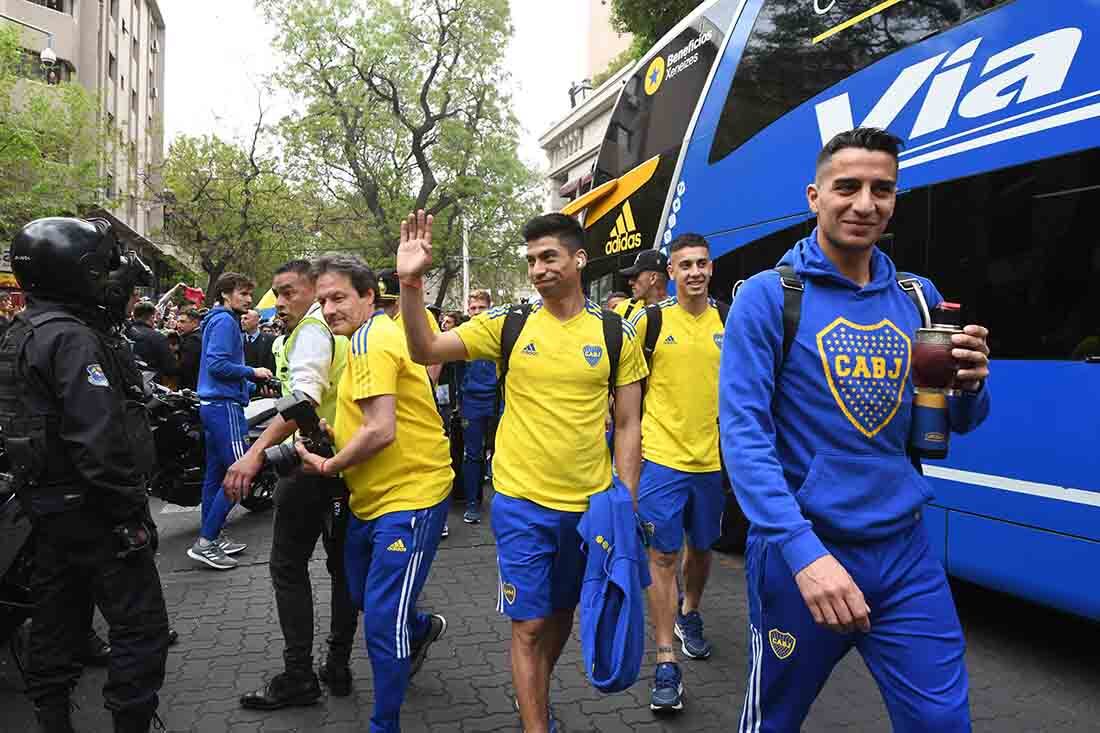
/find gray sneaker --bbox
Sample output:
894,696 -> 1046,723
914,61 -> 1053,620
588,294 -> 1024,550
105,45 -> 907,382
187,540 -> 237,570
217,534 -> 247,555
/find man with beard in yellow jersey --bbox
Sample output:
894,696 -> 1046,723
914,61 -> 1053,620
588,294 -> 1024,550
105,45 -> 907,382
395,211 -> 647,733
627,234 -> 726,714
294,255 -> 452,733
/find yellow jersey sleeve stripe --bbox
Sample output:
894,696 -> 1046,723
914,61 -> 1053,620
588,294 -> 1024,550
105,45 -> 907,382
351,317 -> 378,356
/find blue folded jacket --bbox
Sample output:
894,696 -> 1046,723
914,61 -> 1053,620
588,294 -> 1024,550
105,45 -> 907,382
577,478 -> 651,694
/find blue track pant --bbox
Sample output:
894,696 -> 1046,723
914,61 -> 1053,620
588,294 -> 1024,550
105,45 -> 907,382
345,496 -> 450,733
198,400 -> 247,541
741,523 -> 970,733
462,415 -> 491,510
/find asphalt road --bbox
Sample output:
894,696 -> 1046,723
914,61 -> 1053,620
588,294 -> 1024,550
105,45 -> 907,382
2,494 -> 1099,731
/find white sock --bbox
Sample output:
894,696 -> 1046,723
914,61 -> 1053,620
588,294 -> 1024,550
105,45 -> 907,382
198,537 -> 213,548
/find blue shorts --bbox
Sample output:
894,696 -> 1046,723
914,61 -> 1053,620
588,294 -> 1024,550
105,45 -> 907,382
636,461 -> 725,553
491,493 -> 586,621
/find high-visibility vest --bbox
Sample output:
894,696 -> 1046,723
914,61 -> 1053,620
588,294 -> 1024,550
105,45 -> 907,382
275,303 -> 347,426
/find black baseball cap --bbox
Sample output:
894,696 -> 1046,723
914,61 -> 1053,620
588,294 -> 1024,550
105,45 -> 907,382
377,268 -> 399,302
620,249 -> 669,277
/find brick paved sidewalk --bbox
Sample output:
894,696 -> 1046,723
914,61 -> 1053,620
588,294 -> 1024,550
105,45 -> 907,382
3,493 -> 1100,731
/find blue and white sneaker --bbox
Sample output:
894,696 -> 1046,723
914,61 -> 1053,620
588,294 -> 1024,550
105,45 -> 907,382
675,610 -> 712,659
650,662 -> 684,712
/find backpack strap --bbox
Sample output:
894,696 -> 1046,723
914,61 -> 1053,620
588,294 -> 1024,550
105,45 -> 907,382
601,309 -> 623,395
775,265 -> 804,362
641,304 -> 663,368
896,273 -> 932,328
496,303 -> 533,413
621,299 -> 639,322
715,299 -> 730,324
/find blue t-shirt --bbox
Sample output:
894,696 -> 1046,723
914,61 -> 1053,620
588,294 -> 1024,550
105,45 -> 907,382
461,358 -> 497,418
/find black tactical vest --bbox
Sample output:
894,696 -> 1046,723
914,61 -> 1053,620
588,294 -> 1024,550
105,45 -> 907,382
0,310 -> 155,512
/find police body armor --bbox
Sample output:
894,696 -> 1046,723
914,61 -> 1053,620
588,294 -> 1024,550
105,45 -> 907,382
0,309 -> 155,517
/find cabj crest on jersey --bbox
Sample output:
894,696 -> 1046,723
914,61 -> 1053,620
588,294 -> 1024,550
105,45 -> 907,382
816,317 -> 912,438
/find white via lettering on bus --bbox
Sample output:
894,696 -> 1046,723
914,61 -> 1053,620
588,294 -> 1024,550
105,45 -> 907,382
815,27 -> 1083,146
814,0 -> 836,14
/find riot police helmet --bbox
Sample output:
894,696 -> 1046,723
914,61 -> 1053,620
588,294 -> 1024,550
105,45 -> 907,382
10,217 -> 123,303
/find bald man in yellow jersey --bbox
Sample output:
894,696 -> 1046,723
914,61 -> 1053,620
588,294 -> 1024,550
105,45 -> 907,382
294,256 -> 452,733
628,234 -> 727,714
396,211 -> 647,733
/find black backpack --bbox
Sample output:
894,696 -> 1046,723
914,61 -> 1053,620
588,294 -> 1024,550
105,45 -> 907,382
496,303 -> 624,409
735,265 -> 929,473
760,265 -> 928,363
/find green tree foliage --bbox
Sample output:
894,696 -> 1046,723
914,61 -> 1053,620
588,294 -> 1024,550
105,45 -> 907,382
148,114 -> 315,305
258,0 -> 539,306
609,0 -> 705,51
0,25 -> 112,239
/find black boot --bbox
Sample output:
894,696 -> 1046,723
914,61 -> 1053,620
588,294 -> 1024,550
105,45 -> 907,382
112,707 -> 161,733
77,629 -> 110,667
319,635 -> 353,696
34,702 -> 75,733
239,671 -> 322,710
318,656 -> 352,697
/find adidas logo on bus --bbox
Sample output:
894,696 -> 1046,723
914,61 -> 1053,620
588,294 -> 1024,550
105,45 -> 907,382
605,201 -> 644,255
815,27 -> 1087,166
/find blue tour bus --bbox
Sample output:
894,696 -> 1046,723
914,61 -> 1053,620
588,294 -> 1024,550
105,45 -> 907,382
568,0 -> 1100,621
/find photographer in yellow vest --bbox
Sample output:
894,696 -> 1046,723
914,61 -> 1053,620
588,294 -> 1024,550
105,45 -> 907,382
222,259 -> 359,708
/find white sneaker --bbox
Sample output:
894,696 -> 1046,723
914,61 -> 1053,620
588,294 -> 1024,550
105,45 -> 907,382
187,540 -> 237,570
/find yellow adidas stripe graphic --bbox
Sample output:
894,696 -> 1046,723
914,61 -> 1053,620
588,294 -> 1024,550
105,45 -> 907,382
622,201 -> 636,231
387,539 -> 407,552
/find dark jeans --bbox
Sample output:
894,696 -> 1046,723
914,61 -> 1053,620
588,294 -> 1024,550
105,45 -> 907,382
462,414 -> 492,510
270,471 -> 359,675
25,508 -> 169,714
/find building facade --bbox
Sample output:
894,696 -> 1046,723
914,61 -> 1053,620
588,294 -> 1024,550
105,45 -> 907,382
538,0 -> 632,213
1,0 -> 185,293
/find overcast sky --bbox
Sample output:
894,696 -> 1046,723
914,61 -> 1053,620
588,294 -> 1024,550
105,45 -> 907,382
157,0 -> 587,169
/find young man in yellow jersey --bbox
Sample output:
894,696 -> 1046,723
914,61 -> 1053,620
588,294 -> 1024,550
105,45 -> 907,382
627,234 -> 726,713
396,211 -> 647,733
294,255 -> 452,733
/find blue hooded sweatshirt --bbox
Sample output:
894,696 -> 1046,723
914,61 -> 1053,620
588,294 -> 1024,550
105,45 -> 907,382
197,305 -> 253,404
460,359 -> 498,418
719,230 -> 990,577
577,478 -> 651,694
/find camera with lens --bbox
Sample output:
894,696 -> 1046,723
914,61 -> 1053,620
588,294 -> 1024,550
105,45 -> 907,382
262,391 -> 334,476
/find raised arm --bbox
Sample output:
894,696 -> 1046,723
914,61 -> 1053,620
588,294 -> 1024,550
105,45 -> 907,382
396,210 -> 470,365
